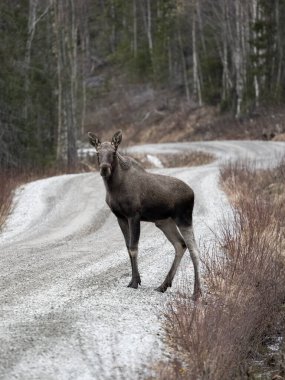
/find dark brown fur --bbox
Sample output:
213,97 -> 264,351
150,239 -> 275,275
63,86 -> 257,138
88,131 -> 202,300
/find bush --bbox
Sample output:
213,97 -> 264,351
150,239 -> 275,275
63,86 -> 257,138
154,157 -> 285,380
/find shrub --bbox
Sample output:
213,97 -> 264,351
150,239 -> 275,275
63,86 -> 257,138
154,157 -> 285,380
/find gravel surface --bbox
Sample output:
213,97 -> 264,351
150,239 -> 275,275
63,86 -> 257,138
1,141 -> 285,380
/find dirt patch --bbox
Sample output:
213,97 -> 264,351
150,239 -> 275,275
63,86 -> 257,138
129,151 -> 214,169
0,172 -> 15,229
85,83 -> 285,145
273,133 -> 285,141
86,104 -> 285,145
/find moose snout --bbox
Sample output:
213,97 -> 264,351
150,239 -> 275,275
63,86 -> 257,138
100,163 -> 111,177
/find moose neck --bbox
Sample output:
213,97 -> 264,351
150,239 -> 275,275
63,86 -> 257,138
102,154 -> 123,192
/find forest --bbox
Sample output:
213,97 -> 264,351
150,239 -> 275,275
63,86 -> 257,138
1,0 -> 285,170
1,3 -> 285,378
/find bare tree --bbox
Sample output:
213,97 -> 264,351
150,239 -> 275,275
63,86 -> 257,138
133,0 -> 138,58
24,0 -> 51,119
192,0 -> 202,106
50,0 -> 87,170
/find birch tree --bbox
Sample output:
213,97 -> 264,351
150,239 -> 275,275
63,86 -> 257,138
50,0 -> 87,170
192,0 -> 202,106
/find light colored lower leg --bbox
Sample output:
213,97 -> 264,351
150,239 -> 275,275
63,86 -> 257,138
128,249 -> 138,257
179,225 -> 202,298
127,248 -> 141,287
155,219 -> 187,290
128,248 -> 139,274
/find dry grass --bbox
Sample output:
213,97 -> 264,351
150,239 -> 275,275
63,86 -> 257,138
127,151 -> 214,169
81,150 -> 214,172
153,156 -> 285,380
163,151 -> 214,168
86,83 -> 285,144
0,171 -> 16,228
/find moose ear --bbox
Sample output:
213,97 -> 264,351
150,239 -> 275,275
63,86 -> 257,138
88,132 -> 101,150
111,130 -> 122,150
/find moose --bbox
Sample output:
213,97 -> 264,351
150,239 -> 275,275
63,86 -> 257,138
88,130 -> 202,300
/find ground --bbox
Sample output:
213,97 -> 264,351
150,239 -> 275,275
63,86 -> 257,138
85,84 -> 285,144
0,141 -> 285,379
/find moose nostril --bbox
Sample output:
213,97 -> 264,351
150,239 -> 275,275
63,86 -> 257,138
100,164 -> 111,176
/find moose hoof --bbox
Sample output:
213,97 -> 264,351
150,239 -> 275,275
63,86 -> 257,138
192,288 -> 202,302
155,283 -> 171,293
127,278 -> 141,289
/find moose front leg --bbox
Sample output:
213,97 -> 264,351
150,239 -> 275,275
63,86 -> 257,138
117,217 -> 130,249
127,216 -> 141,289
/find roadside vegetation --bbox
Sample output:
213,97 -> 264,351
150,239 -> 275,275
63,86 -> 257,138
154,156 -> 285,379
117,151 -> 214,169
0,171 -> 16,229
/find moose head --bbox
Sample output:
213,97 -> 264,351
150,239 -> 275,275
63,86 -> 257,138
88,130 -> 122,178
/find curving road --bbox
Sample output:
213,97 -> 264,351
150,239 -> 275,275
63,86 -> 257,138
0,141 -> 285,379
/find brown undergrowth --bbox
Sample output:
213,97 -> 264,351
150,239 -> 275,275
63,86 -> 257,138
129,151 -> 214,169
153,157 -> 285,380
0,171 -> 16,228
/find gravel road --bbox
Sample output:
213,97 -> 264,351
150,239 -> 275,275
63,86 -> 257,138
1,141 -> 285,380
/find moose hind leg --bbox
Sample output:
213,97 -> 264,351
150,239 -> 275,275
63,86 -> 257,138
155,219 -> 187,293
178,224 -> 202,300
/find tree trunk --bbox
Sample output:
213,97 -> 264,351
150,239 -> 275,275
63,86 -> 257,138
234,0 -> 243,117
178,27 -> 190,103
221,0 -> 231,102
192,1 -> 202,106
24,0 -> 38,120
51,0 -> 79,170
252,0 -> 260,108
146,0 -> 154,71
275,0 -> 283,97
133,0 -> 137,58
67,0 -> 77,170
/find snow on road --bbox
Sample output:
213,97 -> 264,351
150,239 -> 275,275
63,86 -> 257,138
0,141 -> 285,379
